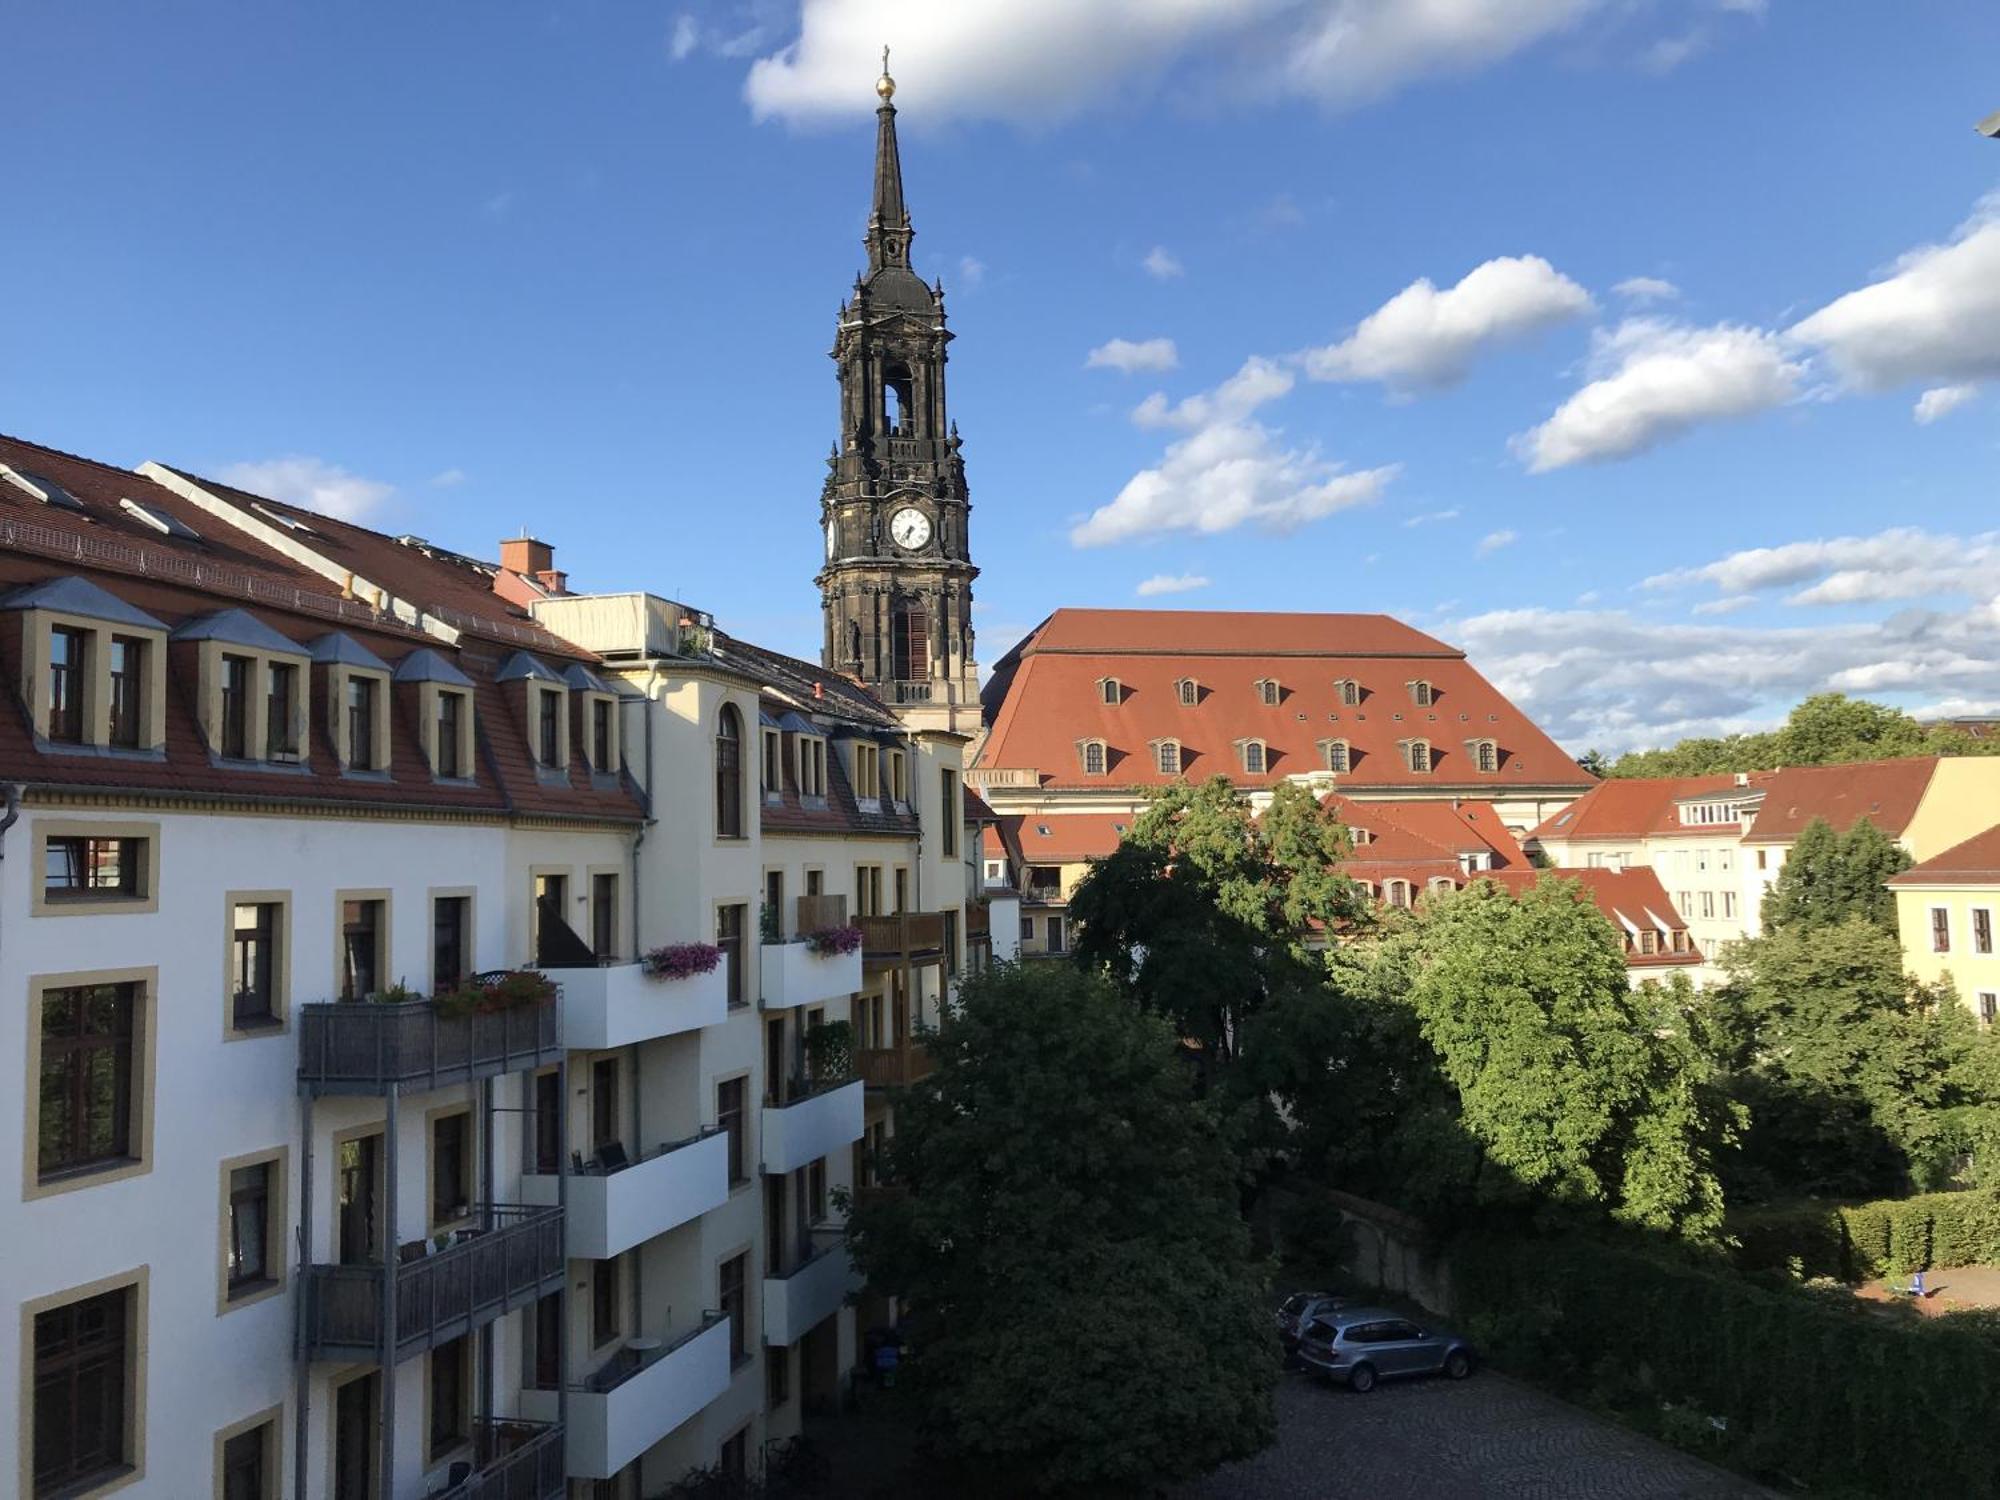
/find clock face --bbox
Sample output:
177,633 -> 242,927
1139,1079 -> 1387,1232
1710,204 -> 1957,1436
889,506 -> 932,551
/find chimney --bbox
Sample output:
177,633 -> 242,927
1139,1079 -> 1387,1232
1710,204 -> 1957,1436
500,534 -> 553,578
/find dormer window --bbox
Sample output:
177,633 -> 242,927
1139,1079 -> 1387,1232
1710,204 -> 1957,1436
5,576 -> 170,753
536,687 -> 562,765
496,650 -> 568,774
1472,739 -> 1498,773
1237,739 -> 1267,774
1153,739 -> 1182,776
315,633 -> 396,774
1334,678 -> 1361,706
853,741 -> 882,799
1384,879 -> 1412,909
798,735 -> 827,799
349,677 -> 382,770
561,664 -> 620,776
1175,678 -> 1199,707
761,726 -> 782,796
1401,739 -> 1433,774
393,648 -> 476,781
1409,680 -> 1435,707
174,606 -> 317,765
436,689 -> 467,777
1320,739 -> 1350,774
49,626 -> 87,742
1080,739 -> 1108,776
1098,677 -> 1122,706
887,747 -> 907,803
1254,678 -> 1280,706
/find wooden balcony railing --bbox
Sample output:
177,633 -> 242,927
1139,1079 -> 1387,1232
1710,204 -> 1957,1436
297,996 -> 562,1095
435,1418 -> 566,1500
859,912 -> 946,963
794,893 -> 849,934
855,1042 -> 936,1090
302,1204 -> 565,1363
966,903 -> 990,937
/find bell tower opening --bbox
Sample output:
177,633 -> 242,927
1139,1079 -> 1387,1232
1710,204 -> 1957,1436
891,601 -> 929,682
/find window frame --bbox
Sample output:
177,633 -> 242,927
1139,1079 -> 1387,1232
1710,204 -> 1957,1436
591,1255 -> 624,1350
22,1268 -> 149,1499
426,1334 -> 473,1467
581,690 -> 619,775
1174,677 -> 1199,707
223,890 -> 291,1039
717,1073 -> 750,1185
334,891 -> 391,1003
429,888 -> 475,994
1402,739 -> 1433,774
32,818 -> 160,919
1335,678 -> 1361,707
216,1147 -> 289,1313
941,768 -> 959,856
1079,738 -> 1107,776
715,703 -> 746,839
331,664 -> 392,773
1098,677 -> 1121,706
1931,906 -> 1952,954
212,1404 -> 282,1500
427,685 -> 473,781
26,966 -> 158,1200
1974,907 -> 1994,956
1153,739 -> 1181,776
1238,739 -> 1267,775
426,1104 -> 476,1234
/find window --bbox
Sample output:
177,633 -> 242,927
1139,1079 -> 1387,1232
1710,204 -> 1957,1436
591,1256 -> 622,1347
1756,849 -> 1768,870
762,727 -> 782,795
1410,680 -> 1435,707
39,981 -> 138,1181
32,1284 -> 135,1495
891,602 -> 929,682
853,741 -> 880,798
219,1414 -> 277,1500
1982,993 -> 1998,1027
799,737 -> 827,798
717,904 -> 746,1009
537,688 -> 561,766
1240,740 -> 1266,775
42,834 -> 143,905
1700,892 -> 1715,919
591,872 -> 617,960
1155,740 -> 1181,776
1474,740 -> 1498,773
529,1292 -> 561,1389
1976,909 -> 1993,955
1932,907 -> 1952,954
108,636 -> 144,749
429,1335 -> 471,1461
219,654 -> 251,758
716,705 -> 744,837
1404,740 -> 1432,773
431,1111 -> 471,1228
48,624 -> 88,742
1385,880 -> 1411,910
533,1071 -> 561,1176
718,1076 -> 748,1183
1020,915 -> 1034,942
1722,891 -> 1737,919
887,749 -> 907,802
1099,678 -> 1120,706
266,662 -> 299,759
808,1156 -> 828,1222
591,696 -> 614,771
1175,678 -> 1198,706
1046,915 -> 1066,954
767,1347 -> 791,1410
941,769 -> 959,856
340,899 -> 384,1001
1256,678 -> 1279,706
345,674 -> 378,771
591,1058 -> 621,1155
855,864 -> 883,917
227,1161 -> 276,1298
432,895 -> 469,991
232,901 -> 281,1030
436,690 -> 465,777
1336,678 -> 1361,707
720,1253 -> 748,1363
1324,740 -> 1350,774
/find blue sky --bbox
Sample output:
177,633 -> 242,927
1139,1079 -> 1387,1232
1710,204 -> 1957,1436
6,2 -> 1999,753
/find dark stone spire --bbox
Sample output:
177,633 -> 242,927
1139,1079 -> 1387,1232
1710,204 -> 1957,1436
865,48 -> 912,273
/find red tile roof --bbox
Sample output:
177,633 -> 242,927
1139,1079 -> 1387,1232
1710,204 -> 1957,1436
1888,822 -> 2000,886
1327,795 -> 1527,891
1528,773 -> 1768,843
976,608 -> 1594,793
1481,868 -> 1702,968
1741,758 -> 1941,845
1000,812 -> 1136,866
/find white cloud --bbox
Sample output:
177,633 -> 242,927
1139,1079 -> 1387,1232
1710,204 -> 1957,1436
1639,29 -> 1708,73
1136,572 -> 1211,597
1515,318 -> 1803,471
428,467 -> 467,489
956,255 -> 987,289
219,457 -> 394,523
1691,596 -> 1755,616
1477,529 -> 1519,555
1914,383 -> 1978,425
1402,507 -> 1461,528
1788,202 -> 2000,391
1645,527 -> 2000,616
1613,275 -> 1680,303
1303,255 -> 1592,390
669,13 -> 700,61
745,0 -> 1603,124
1142,245 -> 1185,281
1085,337 -> 1180,375
1132,356 -> 1293,430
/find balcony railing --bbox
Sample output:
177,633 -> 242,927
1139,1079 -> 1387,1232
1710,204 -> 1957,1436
302,1205 -> 565,1363
855,1043 -> 936,1090
794,893 -> 849,934
859,912 -> 946,965
543,960 -> 725,1050
433,1418 -> 566,1500
892,680 -> 933,704
966,903 -> 990,937
521,1127 -> 730,1260
762,1078 -> 865,1176
763,1231 -> 860,1347
298,996 -> 562,1095
1023,883 -> 1063,906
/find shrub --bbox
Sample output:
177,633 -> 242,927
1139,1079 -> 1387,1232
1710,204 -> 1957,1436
1455,1234 -> 2000,1496
806,924 -> 862,957
1730,1189 -> 2000,1280
642,942 -> 723,981
434,969 -> 558,1018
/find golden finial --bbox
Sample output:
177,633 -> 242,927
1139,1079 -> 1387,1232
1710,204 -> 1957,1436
876,45 -> 896,101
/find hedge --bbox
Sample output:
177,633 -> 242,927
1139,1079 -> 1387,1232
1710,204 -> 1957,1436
1731,1188 -> 2000,1280
1453,1235 -> 2000,1498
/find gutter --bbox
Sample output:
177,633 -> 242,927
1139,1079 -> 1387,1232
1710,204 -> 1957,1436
0,782 -> 20,980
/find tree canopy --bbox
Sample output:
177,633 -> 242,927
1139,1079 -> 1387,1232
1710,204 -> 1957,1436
1760,816 -> 1912,935
1595,692 -> 1995,778
845,962 -> 1276,1495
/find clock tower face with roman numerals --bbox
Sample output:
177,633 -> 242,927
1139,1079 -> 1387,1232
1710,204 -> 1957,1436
814,68 -> 980,733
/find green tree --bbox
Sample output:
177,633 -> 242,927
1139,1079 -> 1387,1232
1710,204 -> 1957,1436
1604,691 -> 1985,777
1760,816 -> 1912,934
1400,879 -> 1734,1240
847,963 -> 1276,1494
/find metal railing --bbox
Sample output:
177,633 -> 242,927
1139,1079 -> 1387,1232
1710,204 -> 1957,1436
769,1230 -> 843,1282
855,1043 -> 936,1090
297,995 -> 563,1095
302,1204 -> 565,1362
433,1418 -> 566,1500
579,1312 -> 726,1395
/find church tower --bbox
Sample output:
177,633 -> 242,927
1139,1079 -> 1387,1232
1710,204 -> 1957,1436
816,55 -> 980,735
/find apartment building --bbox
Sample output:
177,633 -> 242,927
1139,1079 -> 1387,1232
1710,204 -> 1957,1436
1889,824 -> 2000,1024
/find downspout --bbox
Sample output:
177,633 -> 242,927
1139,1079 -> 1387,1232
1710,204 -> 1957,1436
630,665 -> 663,961
0,783 -> 21,979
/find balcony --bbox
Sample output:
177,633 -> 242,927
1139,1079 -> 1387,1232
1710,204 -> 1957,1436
966,903 -> 990,938
521,1128 -> 729,1260
298,996 -> 561,1096
763,1234 -> 860,1347
860,912 -> 947,972
548,961 -> 726,1050
855,1042 -> 935,1091
301,1204 -> 565,1363
560,1315 -> 731,1480
434,1419 -> 566,1500
762,1078 -> 864,1176
760,941 -> 862,1010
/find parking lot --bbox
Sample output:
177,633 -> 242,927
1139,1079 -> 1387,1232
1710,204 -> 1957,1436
1173,1362 -> 1777,1499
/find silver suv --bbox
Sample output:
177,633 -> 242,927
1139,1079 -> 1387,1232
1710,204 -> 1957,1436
1295,1306 -> 1475,1393
1274,1291 -> 1346,1355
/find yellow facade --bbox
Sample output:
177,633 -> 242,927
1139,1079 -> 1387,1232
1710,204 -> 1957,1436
1906,759 -> 2000,862
1895,883 -> 2000,1021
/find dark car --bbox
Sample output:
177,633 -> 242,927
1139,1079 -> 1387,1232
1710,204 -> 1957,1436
1296,1306 -> 1475,1392
1274,1291 -> 1346,1354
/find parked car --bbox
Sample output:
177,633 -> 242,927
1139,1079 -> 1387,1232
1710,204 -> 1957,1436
1295,1306 -> 1475,1392
1274,1291 -> 1347,1354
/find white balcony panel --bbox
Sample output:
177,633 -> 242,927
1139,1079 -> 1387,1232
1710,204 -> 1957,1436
557,961 -> 727,1050
565,1316 -> 733,1480
763,1246 -> 860,1348
521,1130 -> 729,1260
759,942 -> 862,1010
761,1080 -> 864,1176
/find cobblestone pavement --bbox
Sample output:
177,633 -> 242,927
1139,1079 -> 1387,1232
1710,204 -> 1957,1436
1173,1365 -> 1778,1499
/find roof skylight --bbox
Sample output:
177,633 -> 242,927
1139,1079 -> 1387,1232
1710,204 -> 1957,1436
119,497 -> 201,540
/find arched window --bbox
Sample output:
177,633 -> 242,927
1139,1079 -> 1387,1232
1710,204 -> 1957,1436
1099,678 -> 1121,706
1240,740 -> 1266,774
1404,740 -> 1432,773
1155,740 -> 1181,775
1324,739 -> 1350,773
1350,826 -> 1370,846
891,600 -> 929,682
1082,740 -> 1107,776
1175,678 -> 1199,707
1385,880 -> 1411,909
1409,680 -> 1435,707
1255,678 -> 1279,706
1428,877 -> 1457,894
1475,740 -> 1498,773
1336,679 -> 1361,707
884,365 -> 916,436
715,704 -> 744,838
